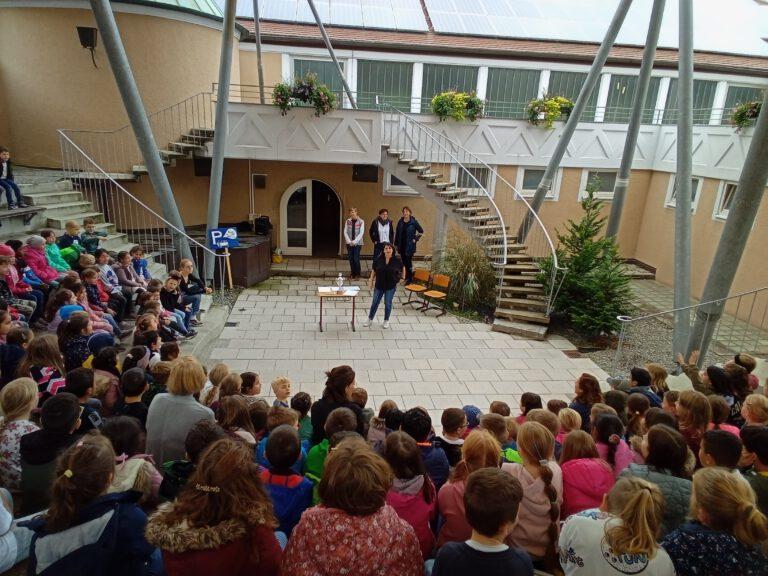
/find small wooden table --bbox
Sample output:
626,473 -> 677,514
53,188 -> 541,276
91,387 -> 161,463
317,287 -> 360,332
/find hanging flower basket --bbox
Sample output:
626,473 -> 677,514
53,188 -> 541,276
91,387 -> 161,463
730,100 -> 761,132
526,95 -> 574,129
272,73 -> 337,117
430,91 -> 485,122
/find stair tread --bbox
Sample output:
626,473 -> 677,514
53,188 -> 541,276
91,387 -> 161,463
158,149 -> 187,157
498,285 -> 545,294
491,318 -> 548,340
502,275 -> 539,282
498,297 -> 547,308
408,165 -> 430,172
463,215 -> 500,221
170,142 -> 205,149
495,308 -> 550,324
505,263 -> 539,270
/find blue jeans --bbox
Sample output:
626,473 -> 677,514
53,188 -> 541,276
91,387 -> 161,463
369,287 -> 396,321
347,244 -> 361,277
20,289 -> 44,323
182,293 -> 201,317
0,179 -> 22,207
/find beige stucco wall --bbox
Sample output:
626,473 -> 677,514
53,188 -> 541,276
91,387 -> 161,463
238,51 -> 284,89
0,6 -> 240,167
123,158 -> 439,257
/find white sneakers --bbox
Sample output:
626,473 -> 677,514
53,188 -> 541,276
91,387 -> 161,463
361,318 -> 390,328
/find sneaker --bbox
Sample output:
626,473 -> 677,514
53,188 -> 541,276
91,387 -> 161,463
190,319 -> 203,327
185,330 -> 198,339
18,202 -> 29,208
362,318 -> 372,327
7,205 -> 16,211
383,320 -> 390,329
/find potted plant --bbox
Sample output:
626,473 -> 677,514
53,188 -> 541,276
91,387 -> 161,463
430,91 -> 485,122
730,100 -> 762,132
526,95 -> 575,128
272,73 -> 337,117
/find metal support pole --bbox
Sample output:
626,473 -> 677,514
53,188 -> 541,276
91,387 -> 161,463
432,212 -> 449,262
518,0 -> 633,241
673,0 -> 694,359
305,0 -> 357,109
89,0 -> 192,263
204,0 -> 237,281
606,0 -> 665,238
252,0 -> 266,104
686,90 -> 768,363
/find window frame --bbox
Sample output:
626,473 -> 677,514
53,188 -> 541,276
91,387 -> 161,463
713,181 -> 738,220
578,169 -> 619,200
449,164 -> 497,198
664,174 -> 703,212
383,171 -> 420,196
514,167 -> 561,201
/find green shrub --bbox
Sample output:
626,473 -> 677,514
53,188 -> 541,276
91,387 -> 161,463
430,91 -> 484,122
538,180 -> 633,337
272,73 -> 337,117
435,234 -> 497,311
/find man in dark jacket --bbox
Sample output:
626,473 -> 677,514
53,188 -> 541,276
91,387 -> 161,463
368,208 -> 394,263
0,148 -> 28,210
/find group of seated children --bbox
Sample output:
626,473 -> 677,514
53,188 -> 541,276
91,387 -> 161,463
0,352 -> 766,575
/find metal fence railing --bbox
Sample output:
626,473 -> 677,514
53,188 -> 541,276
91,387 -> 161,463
611,286 -> 768,377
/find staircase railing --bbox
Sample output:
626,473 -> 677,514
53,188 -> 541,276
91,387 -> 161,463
380,104 -> 564,315
60,92 -> 215,174
611,286 -> 768,377
58,129 -> 230,298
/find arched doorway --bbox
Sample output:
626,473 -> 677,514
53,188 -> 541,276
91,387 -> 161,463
280,179 -> 341,257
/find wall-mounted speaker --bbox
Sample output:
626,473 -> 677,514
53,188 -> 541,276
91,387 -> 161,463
252,174 -> 267,189
352,164 -> 379,183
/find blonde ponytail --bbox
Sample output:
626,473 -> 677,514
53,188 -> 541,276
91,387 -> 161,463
692,467 -> 768,550
605,477 -> 664,557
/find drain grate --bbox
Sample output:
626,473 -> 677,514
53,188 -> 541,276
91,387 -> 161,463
224,321 -> 240,327
563,350 -> 583,358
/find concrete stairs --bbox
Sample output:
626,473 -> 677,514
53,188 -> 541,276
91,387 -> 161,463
7,174 -> 168,279
380,146 -> 549,340
133,128 -> 216,176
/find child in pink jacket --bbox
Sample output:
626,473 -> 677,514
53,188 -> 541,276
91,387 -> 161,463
22,235 -> 62,284
559,430 -> 615,518
383,431 -> 437,559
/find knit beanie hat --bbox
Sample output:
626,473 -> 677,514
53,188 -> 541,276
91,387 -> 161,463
59,305 -> 85,321
462,405 -> 482,429
88,331 -> 115,355
41,392 -> 81,433
0,245 -> 14,257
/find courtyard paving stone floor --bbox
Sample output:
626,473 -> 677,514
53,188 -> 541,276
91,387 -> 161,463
207,276 -> 610,429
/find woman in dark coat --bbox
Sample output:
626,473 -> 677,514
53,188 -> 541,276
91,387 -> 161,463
364,242 -> 403,329
309,365 -> 365,445
394,207 -> 423,284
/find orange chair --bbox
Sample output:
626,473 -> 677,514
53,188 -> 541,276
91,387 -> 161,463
422,274 -> 451,316
404,268 -> 431,308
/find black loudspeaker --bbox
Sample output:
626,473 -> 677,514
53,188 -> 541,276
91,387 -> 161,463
253,216 -> 272,236
352,164 -> 379,183
252,174 -> 267,189
77,26 -> 97,49
194,157 -> 212,177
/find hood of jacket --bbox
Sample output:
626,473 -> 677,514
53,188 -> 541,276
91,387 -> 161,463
562,458 -> 614,498
146,504 -> 270,554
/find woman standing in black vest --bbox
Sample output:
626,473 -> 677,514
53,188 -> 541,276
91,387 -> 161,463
394,206 -> 423,284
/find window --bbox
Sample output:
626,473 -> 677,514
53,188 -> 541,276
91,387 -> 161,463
603,75 -> 661,124
293,59 -> 345,102
484,68 -> 540,119
452,165 -> 496,197
515,167 -> 560,200
356,60 -> 413,111
714,181 -> 737,220
547,71 -> 599,117
662,79 -> 718,125
665,175 -> 702,211
721,85 -> 765,126
384,172 -> 419,196
579,170 -> 618,200
421,64 -> 478,111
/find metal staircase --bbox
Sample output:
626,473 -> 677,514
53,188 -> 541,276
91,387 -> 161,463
381,106 -> 564,340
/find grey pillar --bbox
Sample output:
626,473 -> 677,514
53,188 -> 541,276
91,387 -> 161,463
432,212 -> 449,262
606,0 -> 665,238
305,0 -> 357,109
204,0 -> 237,281
686,90 -> 768,363
89,0 -> 192,263
252,0 -> 266,104
673,0 -> 694,359
518,0 -> 633,241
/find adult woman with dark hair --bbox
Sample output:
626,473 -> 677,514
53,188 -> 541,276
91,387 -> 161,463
363,242 -> 403,329
146,438 -> 281,575
394,206 -> 423,284
310,365 -> 364,445
619,424 -> 692,536
569,373 -> 603,432
283,437 -> 423,576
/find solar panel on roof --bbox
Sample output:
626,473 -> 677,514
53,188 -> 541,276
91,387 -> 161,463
330,2 -> 364,26
394,9 -> 430,31
361,5 -> 397,29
